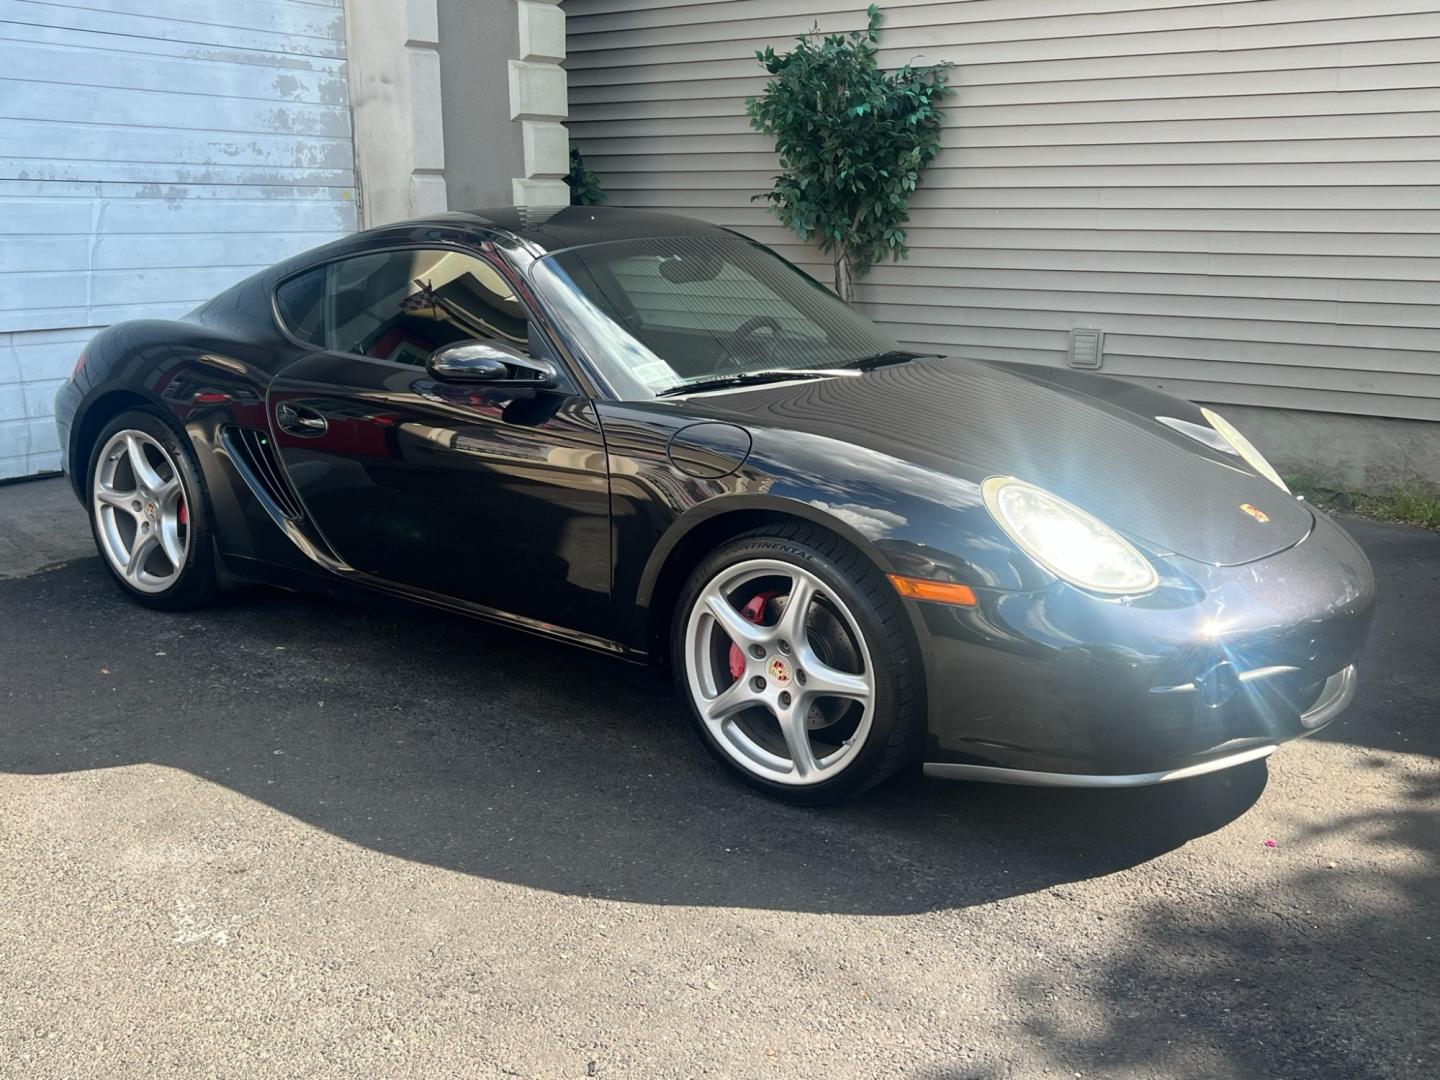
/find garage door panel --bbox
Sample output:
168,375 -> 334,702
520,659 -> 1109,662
5,79 -> 352,138
1,157 -> 356,188
0,231 -> 343,274
2,300 -> 205,336
2,0 -> 347,58
0,194 -> 355,236
1,267 -> 271,316
33,0 -> 345,36
2,18 -> 348,79
0,0 -> 356,479
1,119 -> 356,175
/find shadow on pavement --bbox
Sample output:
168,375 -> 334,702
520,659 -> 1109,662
0,557 -> 1266,916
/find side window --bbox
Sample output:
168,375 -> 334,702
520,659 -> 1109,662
275,249 -> 530,366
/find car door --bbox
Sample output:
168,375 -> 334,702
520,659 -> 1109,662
266,245 -> 612,640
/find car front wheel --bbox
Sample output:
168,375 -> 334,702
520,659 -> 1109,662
672,524 -> 921,804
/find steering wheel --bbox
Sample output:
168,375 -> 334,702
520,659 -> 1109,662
725,315 -> 785,370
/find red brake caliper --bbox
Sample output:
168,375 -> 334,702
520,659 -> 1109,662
177,496 -> 188,527
728,591 -> 780,680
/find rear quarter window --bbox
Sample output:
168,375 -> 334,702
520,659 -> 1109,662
274,266 -> 326,347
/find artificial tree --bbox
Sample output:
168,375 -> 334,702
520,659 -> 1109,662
746,4 -> 952,302
564,147 -> 606,207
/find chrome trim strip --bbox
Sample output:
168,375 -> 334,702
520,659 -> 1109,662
1298,664 -> 1357,732
922,744 -> 1278,788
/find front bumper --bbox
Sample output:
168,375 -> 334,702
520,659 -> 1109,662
924,664 -> 1355,788
916,508 -> 1375,786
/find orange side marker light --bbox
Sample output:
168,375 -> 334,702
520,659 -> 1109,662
886,574 -> 978,607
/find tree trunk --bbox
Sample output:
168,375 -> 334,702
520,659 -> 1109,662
833,247 -> 854,304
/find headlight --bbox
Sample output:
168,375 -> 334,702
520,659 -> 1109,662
1201,408 -> 1290,493
982,477 -> 1159,596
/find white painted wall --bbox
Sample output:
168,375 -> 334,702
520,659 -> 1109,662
0,0 -> 358,480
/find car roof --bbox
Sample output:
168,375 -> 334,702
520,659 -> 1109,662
418,205 -> 735,256
249,206 -> 742,298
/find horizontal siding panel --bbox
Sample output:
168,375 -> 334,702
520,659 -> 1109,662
572,27 -> 1440,78
570,88 -> 1440,126
571,110 -> 1440,145
569,64 -> 1440,104
817,246 -> 1440,284
595,204 -> 1440,235
567,0 -> 1440,35
581,134 -> 1440,167
601,182 -> 1440,211
571,11 -> 1440,62
1111,379 -> 1440,422
748,227 -> 1440,259
854,282 -> 1439,330
890,324 -> 1440,377
588,158 -> 1440,188
863,302 -> 1440,353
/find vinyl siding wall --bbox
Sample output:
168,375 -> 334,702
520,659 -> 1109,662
566,0 -> 1440,423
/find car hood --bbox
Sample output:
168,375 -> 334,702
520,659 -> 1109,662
680,356 -> 1311,567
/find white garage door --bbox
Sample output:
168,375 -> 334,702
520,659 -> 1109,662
0,0 -> 357,480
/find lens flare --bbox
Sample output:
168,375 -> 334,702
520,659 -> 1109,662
982,477 -> 1158,596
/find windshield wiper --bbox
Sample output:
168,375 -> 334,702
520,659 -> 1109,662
841,350 -> 943,371
655,368 -> 850,398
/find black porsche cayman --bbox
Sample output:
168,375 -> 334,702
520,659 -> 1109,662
54,207 -> 1375,804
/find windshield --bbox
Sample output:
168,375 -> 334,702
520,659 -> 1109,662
529,235 -> 904,398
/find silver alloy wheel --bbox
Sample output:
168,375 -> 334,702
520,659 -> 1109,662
92,429 -> 190,594
684,558 -> 876,786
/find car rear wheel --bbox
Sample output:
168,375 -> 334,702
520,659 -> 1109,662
88,410 -> 216,610
673,524 -> 921,804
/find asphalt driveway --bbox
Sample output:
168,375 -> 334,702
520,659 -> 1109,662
1,477 -> 1436,1079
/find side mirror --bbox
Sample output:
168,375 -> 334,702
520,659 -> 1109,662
427,340 -> 558,388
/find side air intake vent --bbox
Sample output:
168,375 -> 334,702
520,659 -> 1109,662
223,426 -> 304,520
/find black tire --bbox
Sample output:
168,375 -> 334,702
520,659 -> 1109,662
86,409 -> 218,611
671,523 -> 922,805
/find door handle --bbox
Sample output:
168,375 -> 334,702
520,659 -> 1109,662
276,401 -> 328,437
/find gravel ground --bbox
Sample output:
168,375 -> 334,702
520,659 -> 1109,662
1,478 -> 1436,1079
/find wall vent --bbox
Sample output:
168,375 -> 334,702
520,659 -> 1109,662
1068,328 -> 1105,369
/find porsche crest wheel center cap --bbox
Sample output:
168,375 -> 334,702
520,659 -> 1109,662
144,500 -> 158,521
768,657 -> 792,685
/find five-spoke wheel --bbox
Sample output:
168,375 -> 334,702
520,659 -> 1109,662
685,558 -> 875,784
674,526 -> 919,803
93,428 -> 190,592
87,411 -> 215,609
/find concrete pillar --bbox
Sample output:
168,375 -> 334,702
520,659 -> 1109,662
344,0 -> 448,227
509,0 -> 570,213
